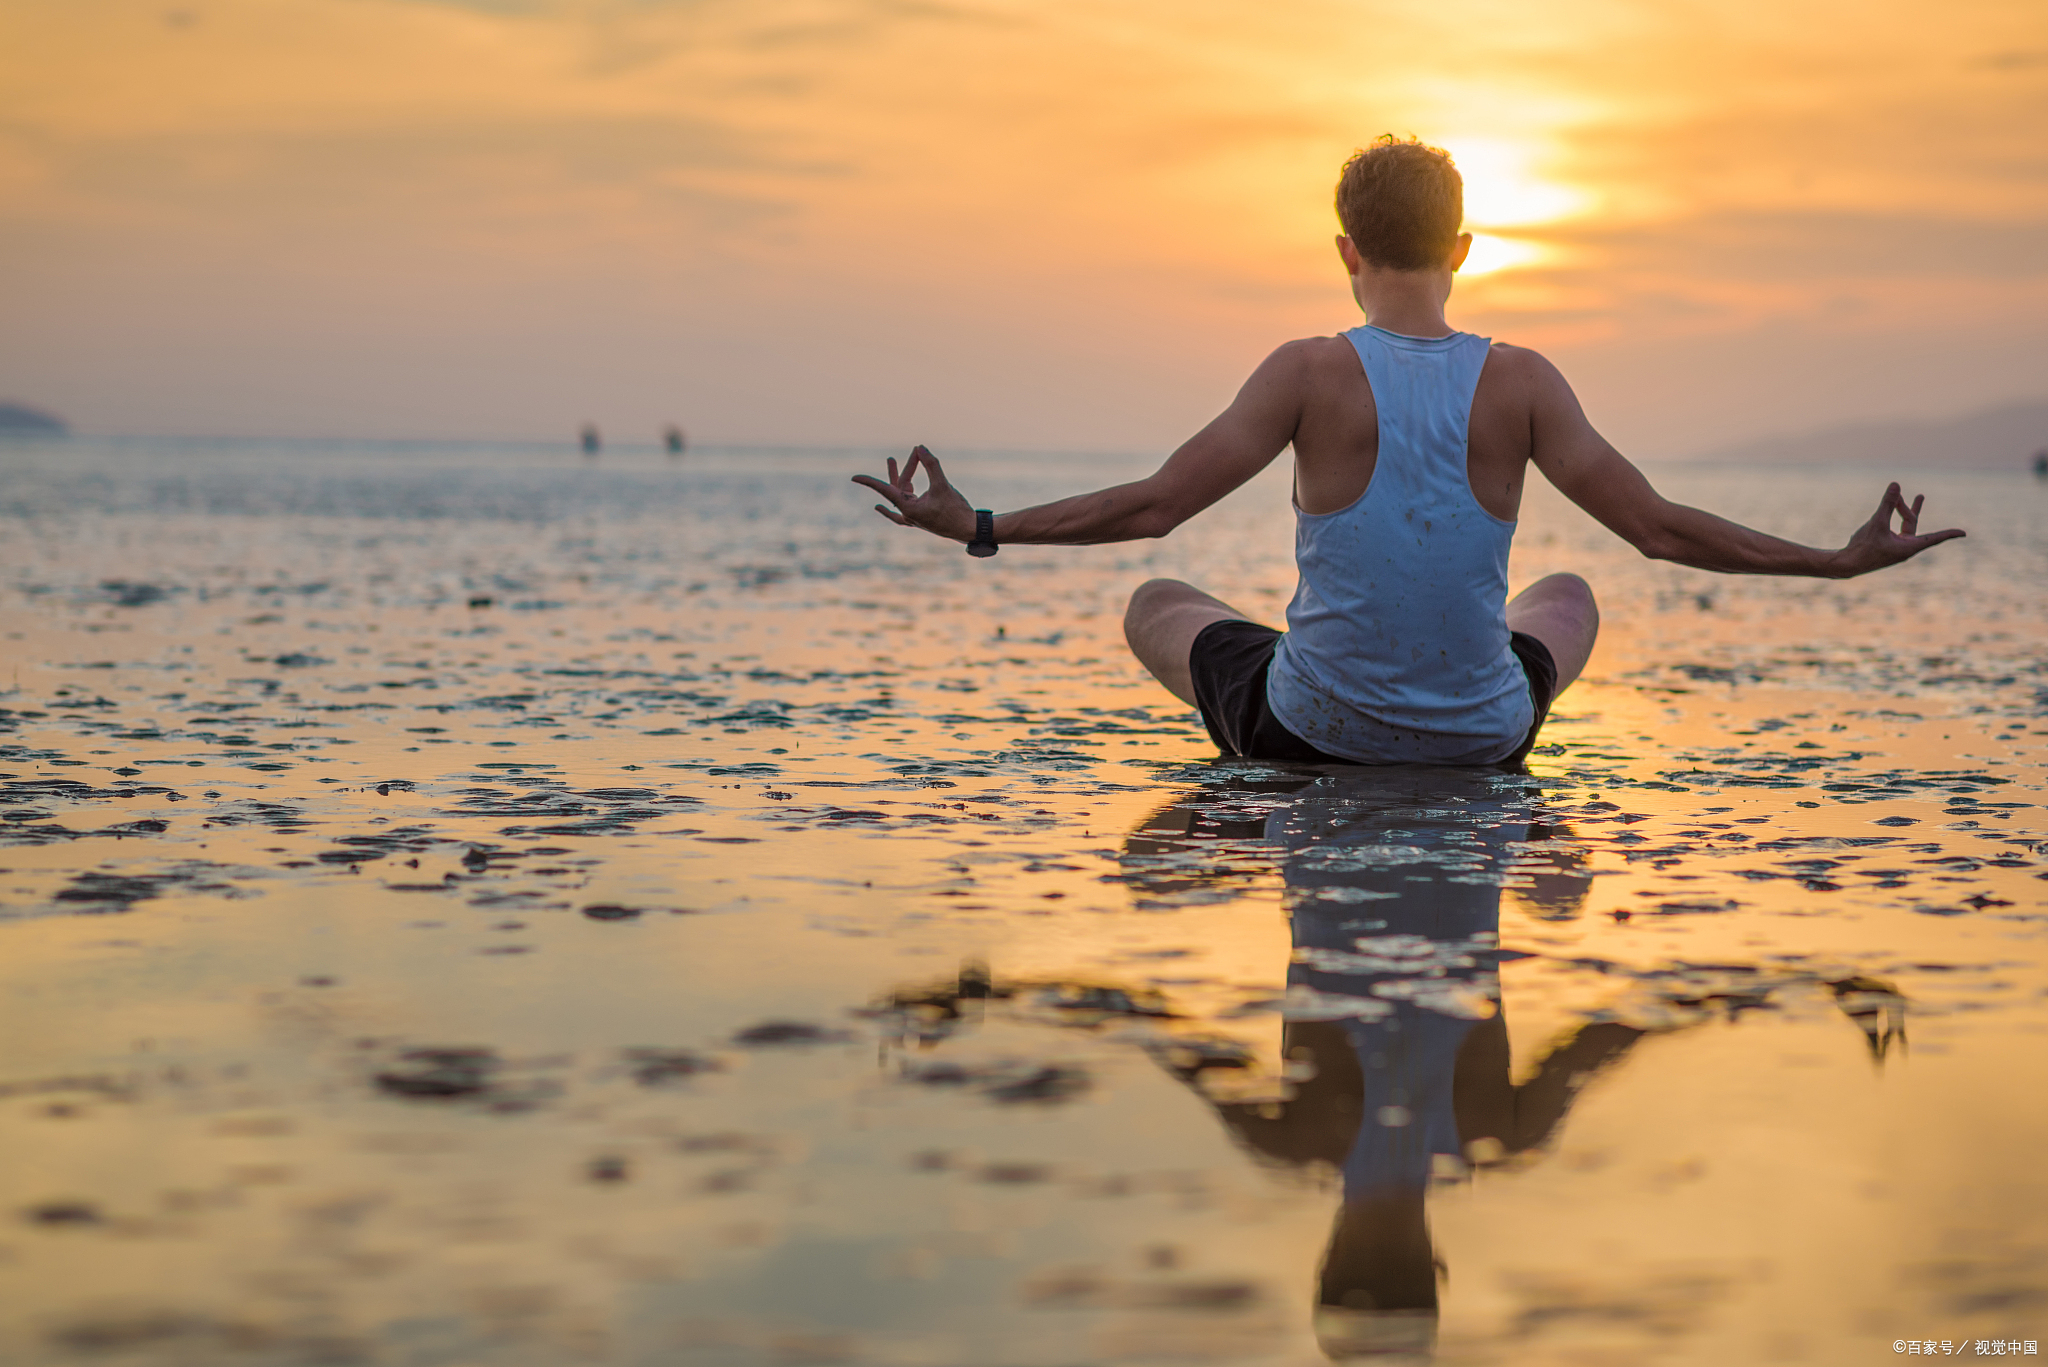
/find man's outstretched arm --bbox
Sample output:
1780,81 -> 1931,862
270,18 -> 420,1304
1522,352 -> 1964,578
851,342 -> 1309,546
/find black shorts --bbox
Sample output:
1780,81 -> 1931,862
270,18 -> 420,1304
1188,620 -> 1558,769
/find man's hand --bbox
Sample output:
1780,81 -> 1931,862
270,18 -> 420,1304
1831,483 -> 1965,578
852,446 -> 976,542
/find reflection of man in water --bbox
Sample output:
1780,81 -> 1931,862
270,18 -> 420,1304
1133,767 -> 1637,1361
854,137 -> 1962,767
879,768 -> 1906,1362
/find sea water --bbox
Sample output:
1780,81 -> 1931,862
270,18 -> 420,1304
0,438 -> 2043,1365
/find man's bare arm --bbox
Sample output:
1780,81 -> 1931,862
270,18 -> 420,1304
1523,352 -> 1964,578
852,342 -> 1309,545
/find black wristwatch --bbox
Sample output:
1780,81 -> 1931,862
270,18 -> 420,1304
966,509 -> 997,558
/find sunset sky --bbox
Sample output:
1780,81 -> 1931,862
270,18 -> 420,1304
2,0 -> 2044,457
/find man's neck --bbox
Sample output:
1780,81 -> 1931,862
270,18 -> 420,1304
1352,266 -> 1455,338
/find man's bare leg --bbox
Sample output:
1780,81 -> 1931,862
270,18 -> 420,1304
1505,573 -> 1599,696
1123,578 -> 1255,707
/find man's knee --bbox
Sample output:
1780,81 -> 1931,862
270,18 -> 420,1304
1125,578 -> 1194,633
1128,576 -> 1194,610
1521,573 -> 1599,633
1534,571 -> 1595,607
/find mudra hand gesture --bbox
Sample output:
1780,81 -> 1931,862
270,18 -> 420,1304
852,446 -> 977,543
1829,482 -> 1965,577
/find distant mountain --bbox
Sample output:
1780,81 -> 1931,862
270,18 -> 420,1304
0,402 -> 67,437
1686,399 -> 2048,470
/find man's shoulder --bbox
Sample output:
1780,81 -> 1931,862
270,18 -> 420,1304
1270,333 -> 1360,363
1480,338 -> 1549,369
1262,334 -> 1368,386
1478,339 -> 1571,398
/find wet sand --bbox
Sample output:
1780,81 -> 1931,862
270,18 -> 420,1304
1,439 -> 2044,1365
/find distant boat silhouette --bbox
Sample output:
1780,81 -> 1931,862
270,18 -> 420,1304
0,402 -> 67,438
663,425 -> 687,455
580,424 -> 601,455
2033,448 -> 2047,477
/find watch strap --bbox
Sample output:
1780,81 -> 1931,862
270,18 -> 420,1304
966,509 -> 998,557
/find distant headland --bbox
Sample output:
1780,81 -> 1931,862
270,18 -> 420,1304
1685,398 -> 2048,471
0,402 -> 68,438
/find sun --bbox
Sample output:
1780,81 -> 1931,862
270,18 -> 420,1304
1458,234 -> 1546,277
1441,137 -> 1588,229
1434,137 -> 1585,276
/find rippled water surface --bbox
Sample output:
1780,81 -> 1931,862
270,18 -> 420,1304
2,439 -> 2045,1366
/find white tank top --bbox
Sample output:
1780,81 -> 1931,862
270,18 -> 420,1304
1265,325 -> 1533,764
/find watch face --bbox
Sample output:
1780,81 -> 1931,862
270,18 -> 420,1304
967,542 -> 998,558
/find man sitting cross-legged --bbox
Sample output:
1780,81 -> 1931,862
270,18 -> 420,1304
853,135 -> 1963,767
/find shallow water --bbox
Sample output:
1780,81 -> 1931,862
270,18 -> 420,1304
1,438 -> 2044,1366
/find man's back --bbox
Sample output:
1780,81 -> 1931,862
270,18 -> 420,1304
1264,325 -> 1536,765
1281,331 -> 1540,524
